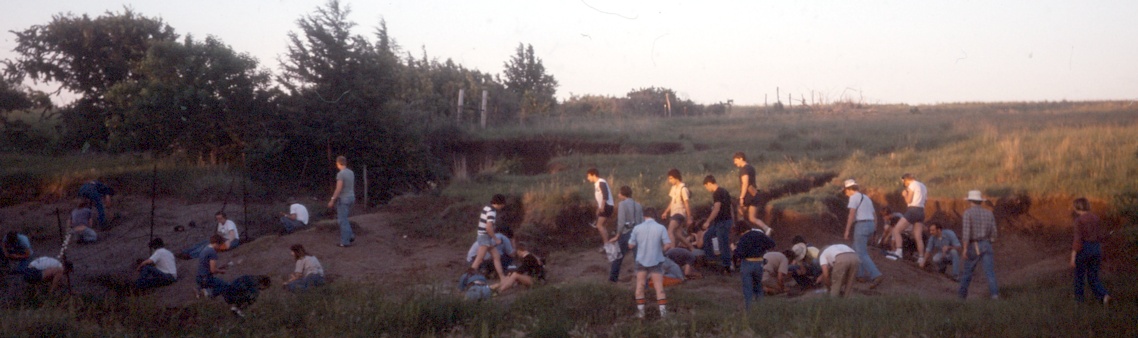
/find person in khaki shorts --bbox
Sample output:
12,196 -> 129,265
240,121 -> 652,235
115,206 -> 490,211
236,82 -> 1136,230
816,244 -> 861,297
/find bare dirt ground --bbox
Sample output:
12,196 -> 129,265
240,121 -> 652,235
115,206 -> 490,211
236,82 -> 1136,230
0,194 -> 1093,310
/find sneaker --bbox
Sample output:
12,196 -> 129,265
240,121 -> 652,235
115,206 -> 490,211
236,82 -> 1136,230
884,249 -> 900,261
990,295 -> 1000,300
917,257 -> 926,267
231,306 -> 246,318
869,276 -> 885,289
636,309 -> 645,319
659,308 -> 667,319
200,288 -> 211,298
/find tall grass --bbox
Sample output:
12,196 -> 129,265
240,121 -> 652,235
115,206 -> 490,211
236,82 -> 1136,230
446,102 -> 1138,230
3,272 -> 1133,336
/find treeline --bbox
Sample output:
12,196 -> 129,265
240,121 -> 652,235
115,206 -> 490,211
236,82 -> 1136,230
560,87 -> 731,117
0,1 -> 557,203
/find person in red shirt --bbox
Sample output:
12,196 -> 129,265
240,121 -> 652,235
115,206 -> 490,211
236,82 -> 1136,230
1070,197 -> 1111,305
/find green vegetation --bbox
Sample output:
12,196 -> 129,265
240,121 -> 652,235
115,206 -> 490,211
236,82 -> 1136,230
3,273 -> 1133,336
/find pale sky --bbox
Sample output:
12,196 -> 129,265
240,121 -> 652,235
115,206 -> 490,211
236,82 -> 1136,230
3,0 -> 1137,105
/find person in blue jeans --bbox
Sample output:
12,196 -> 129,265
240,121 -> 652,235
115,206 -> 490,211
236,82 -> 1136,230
842,179 -> 884,288
733,221 -> 775,310
958,190 -> 999,300
328,156 -> 356,247
136,237 -> 177,290
701,175 -> 735,274
1070,197 -> 1111,305
609,185 -> 643,282
78,178 -> 115,229
196,234 -> 228,298
283,244 -> 325,292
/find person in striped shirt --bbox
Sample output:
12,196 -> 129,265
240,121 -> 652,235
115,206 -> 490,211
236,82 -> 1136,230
470,194 -> 507,280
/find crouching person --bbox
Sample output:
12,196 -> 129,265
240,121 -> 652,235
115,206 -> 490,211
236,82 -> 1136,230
220,275 -> 271,318
283,244 -> 325,292
23,256 -> 72,292
196,234 -> 227,298
136,238 -> 177,290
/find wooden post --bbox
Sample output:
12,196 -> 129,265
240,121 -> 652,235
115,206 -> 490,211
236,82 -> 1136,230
764,94 -> 768,107
150,164 -> 157,243
480,90 -> 488,129
665,93 -> 672,117
242,174 -> 248,239
363,165 -> 369,211
457,89 -> 465,123
776,87 -> 780,103
55,208 -> 64,244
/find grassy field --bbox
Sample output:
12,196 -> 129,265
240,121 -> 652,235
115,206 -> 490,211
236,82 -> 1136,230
442,101 -> 1138,242
3,269 -> 1133,337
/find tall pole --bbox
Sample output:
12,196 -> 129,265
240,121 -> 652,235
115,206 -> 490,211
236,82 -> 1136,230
363,165 -> 369,211
480,90 -> 488,129
457,89 -> 465,123
150,164 -> 157,243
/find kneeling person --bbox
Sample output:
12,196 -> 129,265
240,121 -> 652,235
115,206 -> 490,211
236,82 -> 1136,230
137,238 -> 177,290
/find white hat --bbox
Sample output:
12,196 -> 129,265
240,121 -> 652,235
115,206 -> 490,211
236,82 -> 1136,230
843,179 -> 858,189
792,243 -> 807,261
967,190 -> 983,202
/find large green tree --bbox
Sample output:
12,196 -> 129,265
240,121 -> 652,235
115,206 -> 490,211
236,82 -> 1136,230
103,35 -> 274,162
273,0 -> 435,202
5,8 -> 178,149
502,43 -> 558,122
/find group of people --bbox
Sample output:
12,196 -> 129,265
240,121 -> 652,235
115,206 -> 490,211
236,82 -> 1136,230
462,194 -> 546,299
569,151 -> 1115,316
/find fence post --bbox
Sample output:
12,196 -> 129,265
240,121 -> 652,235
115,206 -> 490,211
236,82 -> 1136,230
457,89 -> 465,123
480,90 -> 488,129
363,165 -> 369,211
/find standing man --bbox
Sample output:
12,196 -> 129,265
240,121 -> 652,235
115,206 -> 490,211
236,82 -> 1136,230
923,223 -> 962,280
328,156 -> 355,247
888,173 -> 927,263
586,168 -> 615,245
733,221 -> 775,309
701,175 -> 734,273
958,190 -> 999,300
628,207 -> 672,319
78,176 -> 115,229
280,200 -> 310,234
815,244 -> 861,298
734,152 -> 772,235
660,169 -> 692,251
609,185 -> 643,283
470,194 -> 507,281
843,179 -> 884,288
1070,197 -> 1111,305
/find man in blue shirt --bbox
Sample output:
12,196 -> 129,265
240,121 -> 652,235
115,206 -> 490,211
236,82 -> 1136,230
628,207 -> 672,319
923,223 -> 962,280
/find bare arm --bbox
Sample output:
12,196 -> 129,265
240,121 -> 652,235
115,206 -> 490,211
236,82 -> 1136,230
844,208 -> 856,240
328,179 -> 344,208
704,202 -> 722,230
209,259 -> 225,274
739,174 -> 750,201
136,259 -> 155,271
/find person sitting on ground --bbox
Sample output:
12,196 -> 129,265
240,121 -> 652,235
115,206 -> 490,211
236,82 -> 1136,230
458,270 -> 492,300
180,211 -> 241,259
788,242 -> 822,290
490,242 -> 545,294
279,200 -> 310,234
196,234 -> 228,298
923,223 -> 962,279
283,244 -> 325,292
219,275 -> 271,318
22,256 -> 72,292
815,244 -> 861,298
69,199 -> 98,243
2,231 -> 34,274
136,237 -> 177,290
731,221 -> 776,310
469,194 -> 507,281
761,250 -> 794,295
465,232 -> 514,277
665,246 -> 702,280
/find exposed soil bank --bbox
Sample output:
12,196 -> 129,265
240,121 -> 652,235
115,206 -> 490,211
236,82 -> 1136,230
452,137 -> 682,176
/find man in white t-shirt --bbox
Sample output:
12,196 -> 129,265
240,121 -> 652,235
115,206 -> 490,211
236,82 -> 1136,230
216,211 -> 240,250
137,237 -> 177,289
280,202 -> 310,234
23,256 -> 71,291
843,179 -> 884,288
888,173 -> 928,263
815,244 -> 861,297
